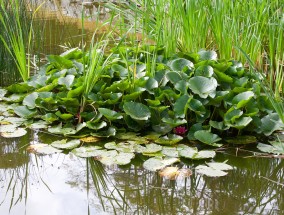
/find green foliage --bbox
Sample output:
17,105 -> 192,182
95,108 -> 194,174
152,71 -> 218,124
1,46 -> 283,148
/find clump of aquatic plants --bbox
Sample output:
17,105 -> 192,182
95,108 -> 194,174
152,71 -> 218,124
1,46 -> 284,174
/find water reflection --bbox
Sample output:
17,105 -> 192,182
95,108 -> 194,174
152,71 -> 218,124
0,131 -> 283,214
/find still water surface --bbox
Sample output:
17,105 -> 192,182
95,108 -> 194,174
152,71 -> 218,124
0,130 -> 283,215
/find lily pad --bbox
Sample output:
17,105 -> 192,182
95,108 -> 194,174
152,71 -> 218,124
123,101 -> 151,120
188,76 -> 217,98
0,124 -> 17,133
195,162 -> 233,177
194,130 -> 222,147
27,144 -> 62,155
198,50 -> 218,61
72,146 -> 103,158
1,127 -> 27,138
257,141 -> 284,154
143,157 -> 180,171
161,147 -> 179,157
155,134 -> 183,145
98,108 -> 123,121
14,106 -> 37,118
23,92 -> 38,109
27,120 -> 49,129
51,139 -> 81,149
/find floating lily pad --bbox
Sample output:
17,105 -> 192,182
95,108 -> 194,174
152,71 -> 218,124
23,92 -> 38,109
1,127 -> 27,138
0,124 -> 17,133
195,165 -> 227,177
155,134 -> 183,145
257,141 -> 284,154
1,117 -> 26,126
194,130 -> 222,147
27,144 -> 62,155
0,88 -> 7,99
72,146 -> 103,157
188,76 -> 217,98
14,106 -> 37,118
162,147 -> 179,157
51,139 -> 81,149
195,162 -> 233,177
123,101 -> 151,120
27,120 -> 49,129
143,143 -> 163,154
98,108 -> 123,121
143,157 -> 180,171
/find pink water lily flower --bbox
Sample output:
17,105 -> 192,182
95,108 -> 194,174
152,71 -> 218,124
173,126 -> 188,136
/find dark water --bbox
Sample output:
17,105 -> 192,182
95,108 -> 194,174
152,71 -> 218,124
0,130 -> 283,215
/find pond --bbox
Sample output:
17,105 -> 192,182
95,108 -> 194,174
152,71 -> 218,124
1,1 -> 284,214
0,130 -> 283,214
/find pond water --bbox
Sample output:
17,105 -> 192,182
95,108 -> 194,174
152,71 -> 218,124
0,130 -> 283,214
1,1 -> 284,214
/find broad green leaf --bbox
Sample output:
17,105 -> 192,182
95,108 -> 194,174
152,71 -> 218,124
213,69 -> 233,83
14,106 -> 37,118
1,127 -> 27,138
195,65 -> 214,77
143,157 -> 180,171
173,94 -> 191,118
0,124 -> 17,132
23,92 -> 38,109
98,108 -> 123,121
51,139 -> 81,149
27,144 -> 62,155
114,152 -> 135,165
155,134 -> 183,145
209,121 -> 229,130
188,98 -> 206,116
42,113 -> 58,123
58,75 -> 75,89
198,50 -> 217,61
6,83 -> 33,93
27,120 -> 49,129
166,71 -> 183,83
3,94 -> 24,102
55,111 -> 74,120
143,143 -> 163,154
232,91 -> 254,108
224,108 -> 243,123
162,147 -> 179,157
67,86 -> 83,98
195,165 -> 228,177
91,126 -> 116,137
86,121 -> 107,130
188,76 -> 217,98
194,130 -> 222,147
72,146 -> 103,158
257,142 -> 284,154
193,150 -> 216,159
178,147 -> 198,158
170,58 -> 194,71
161,118 -> 187,127
174,80 -> 189,94
229,116 -> 252,129
207,162 -> 233,171
123,102 -> 151,120
260,113 -> 284,136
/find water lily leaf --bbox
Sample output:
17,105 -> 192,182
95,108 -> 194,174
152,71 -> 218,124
188,76 -> 217,98
91,126 -> 116,137
213,69 -> 233,83
143,157 -> 180,171
159,167 -> 192,180
198,50 -> 217,61
1,127 -> 27,138
72,146 -> 103,157
170,58 -> 194,72
207,162 -> 233,171
229,116 -> 252,129
104,142 -> 117,149
27,144 -> 62,155
98,108 -> 123,121
6,83 -> 33,93
193,150 -> 216,159
27,120 -> 49,129
195,65 -> 214,77
51,139 -> 81,149
0,88 -> 7,99
194,130 -> 222,147
114,152 -> 135,165
209,121 -> 229,130
86,121 -> 107,130
161,117 -> 187,127
174,80 -> 189,94
178,147 -> 198,158
257,142 -> 284,154
166,71 -> 183,83
97,150 -> 118,165
55,111 -> 74,120
188,98 -> 206,116
123,101 -> 151,120
145,77 -> 158,91
0,124 -> 17,132
67,86 -> 83,98
260,113 -> 284,136
152,123 -> 173,135
58,74 -> 75,89
143,143 -> 163,153
155,134 -> 183,145
162,147 -> 179,157
111,64 -> 128,78
225,135 -> 257,145
14,106 -> 37,118
187,123 -> 203,140
42,113 -> 58,123
224,108 -> 243,123
173,94 -> 191,118
1,116 -> 26,126
23,92 -> 38,109
195,165 -> 228,177
3,94 -> 25,102
232,91 -> 254,108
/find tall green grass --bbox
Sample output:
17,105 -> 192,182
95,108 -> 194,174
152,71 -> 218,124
107,0 -> 284,95
0,0 -> 45,82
